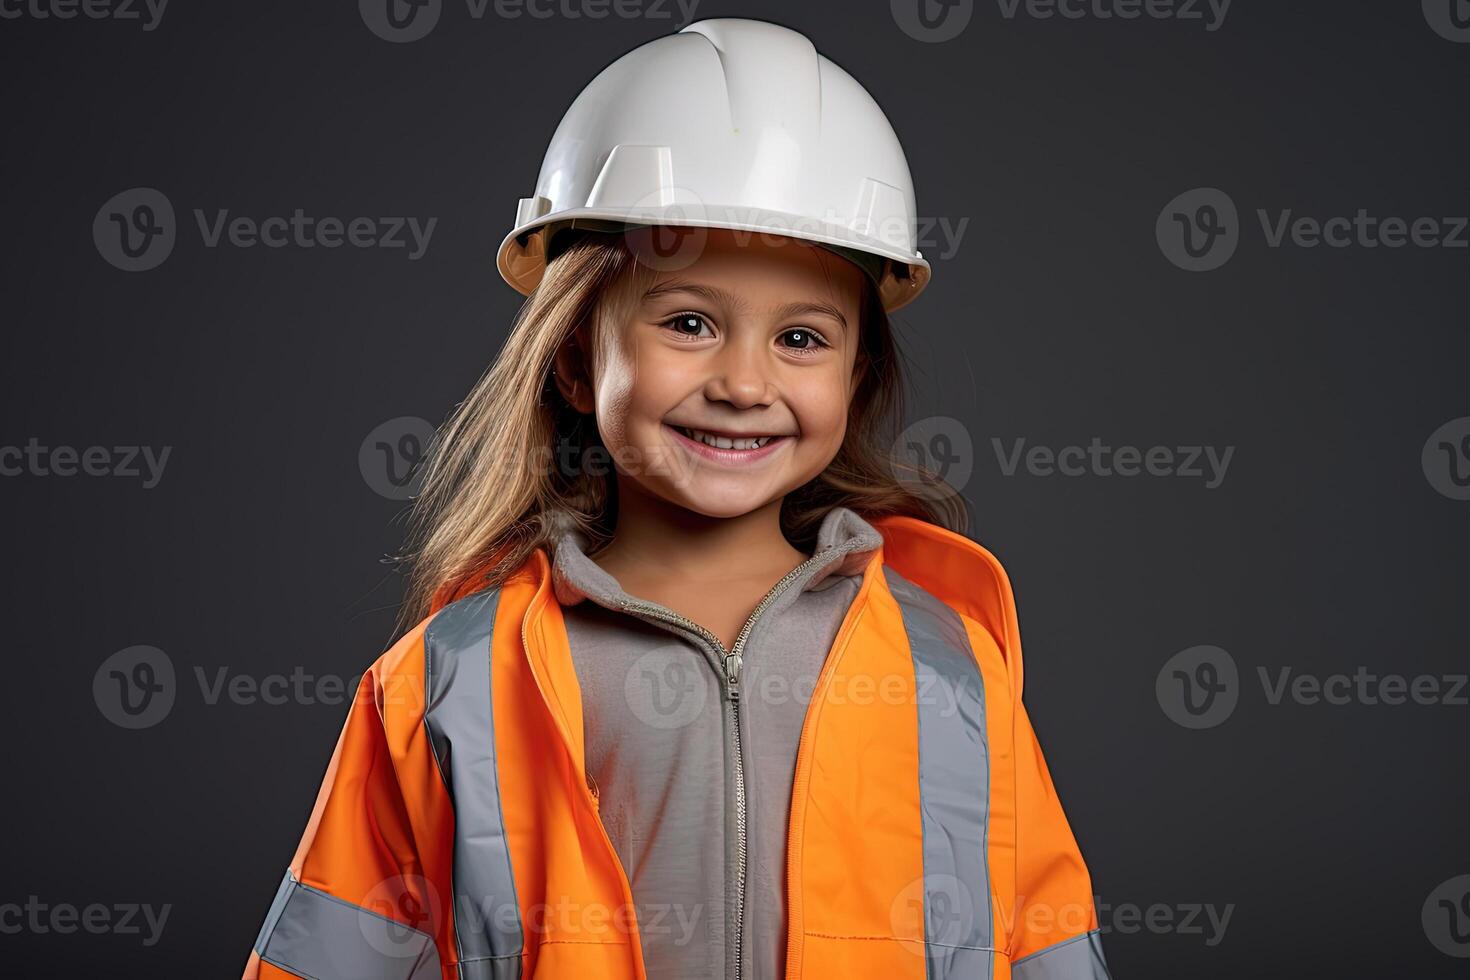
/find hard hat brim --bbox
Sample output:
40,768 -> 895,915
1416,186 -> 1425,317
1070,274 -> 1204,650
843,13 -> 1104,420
496,207 -> 932,314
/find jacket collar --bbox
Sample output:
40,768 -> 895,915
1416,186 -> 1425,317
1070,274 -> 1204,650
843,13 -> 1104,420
446,506 -> 1024,700
863,513 -> 1026,700
546,504 -> 886,612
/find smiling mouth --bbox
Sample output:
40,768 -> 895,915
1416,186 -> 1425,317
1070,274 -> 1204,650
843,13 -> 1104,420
667,424 -> 789,451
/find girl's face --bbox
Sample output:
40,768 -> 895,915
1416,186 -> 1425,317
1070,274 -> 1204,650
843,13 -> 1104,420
567,229 -> 867,519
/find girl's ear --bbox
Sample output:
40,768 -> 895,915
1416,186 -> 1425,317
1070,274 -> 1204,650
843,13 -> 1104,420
551,332 -> 596,415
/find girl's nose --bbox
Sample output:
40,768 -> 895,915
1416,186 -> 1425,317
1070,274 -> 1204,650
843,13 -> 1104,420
702,347 -> 776,409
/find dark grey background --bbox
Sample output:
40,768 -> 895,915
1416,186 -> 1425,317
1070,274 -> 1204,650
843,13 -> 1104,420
2,1 -> 1467,976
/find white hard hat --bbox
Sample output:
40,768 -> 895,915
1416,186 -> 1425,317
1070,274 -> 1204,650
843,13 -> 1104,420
495,17 -> 932,313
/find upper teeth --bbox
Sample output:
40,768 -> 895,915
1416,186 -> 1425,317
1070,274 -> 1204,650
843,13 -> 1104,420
680,427 -> 773,450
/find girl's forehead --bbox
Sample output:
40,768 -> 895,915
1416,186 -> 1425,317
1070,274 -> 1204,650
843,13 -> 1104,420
640,229 -> 865,303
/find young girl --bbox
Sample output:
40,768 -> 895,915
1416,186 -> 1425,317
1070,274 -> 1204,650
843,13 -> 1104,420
245,17 -> 1111,980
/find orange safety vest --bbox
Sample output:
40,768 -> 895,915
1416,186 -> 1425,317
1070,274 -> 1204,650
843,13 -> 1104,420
244,515 -> 1110,980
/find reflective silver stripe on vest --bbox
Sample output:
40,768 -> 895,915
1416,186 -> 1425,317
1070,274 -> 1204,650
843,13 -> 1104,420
424,587 -> 525,980
884,569 -> 996,980
253,869 -> 443,980
1012,929 -> 1111,980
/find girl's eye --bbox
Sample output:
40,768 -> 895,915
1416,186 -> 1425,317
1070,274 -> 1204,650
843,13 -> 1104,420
778,328 -> 830,353
661,313 -> 713,340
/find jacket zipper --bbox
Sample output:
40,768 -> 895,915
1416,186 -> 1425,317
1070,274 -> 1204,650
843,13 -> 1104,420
618,540 -> 861,980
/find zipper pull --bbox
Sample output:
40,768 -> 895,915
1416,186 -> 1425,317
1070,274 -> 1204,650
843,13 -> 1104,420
723,652 -> 743,699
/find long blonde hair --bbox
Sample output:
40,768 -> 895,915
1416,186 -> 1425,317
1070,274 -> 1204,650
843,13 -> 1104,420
392,229 -> 967,636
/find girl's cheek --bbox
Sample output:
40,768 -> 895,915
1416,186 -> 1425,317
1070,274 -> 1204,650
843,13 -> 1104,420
592,349 -> 638,449
798,372 -> 853,444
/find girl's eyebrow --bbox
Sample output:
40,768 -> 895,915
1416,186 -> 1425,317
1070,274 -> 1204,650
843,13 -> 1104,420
642,280 -> 849,333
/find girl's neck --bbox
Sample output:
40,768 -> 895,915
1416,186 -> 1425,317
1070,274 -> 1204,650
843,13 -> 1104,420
590,485 -> 808,590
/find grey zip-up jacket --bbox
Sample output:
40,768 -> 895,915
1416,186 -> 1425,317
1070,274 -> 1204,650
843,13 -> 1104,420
547,505 -> 886,980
